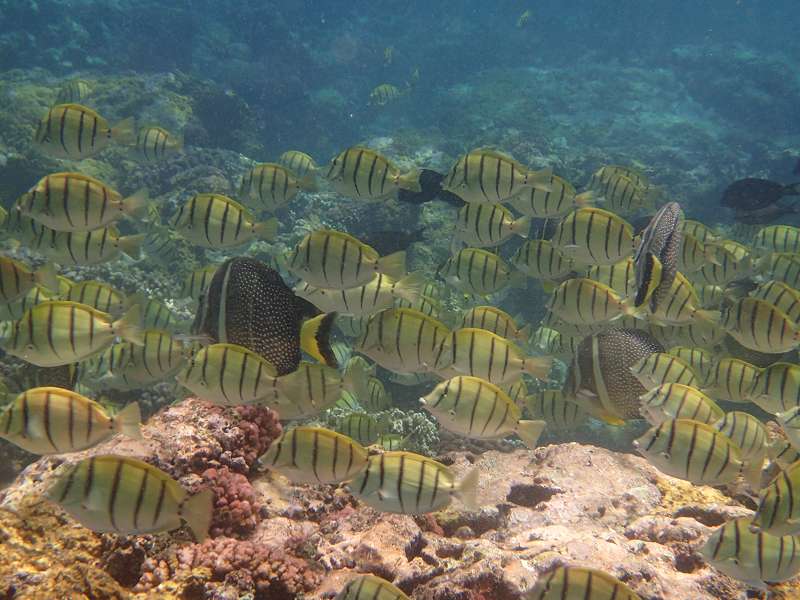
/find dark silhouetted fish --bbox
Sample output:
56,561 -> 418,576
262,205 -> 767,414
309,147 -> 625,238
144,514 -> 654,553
563,328 -> 663,423
721,178 -> 800,211
359,228 -> 425,256
733,204 -> 800,224
192,257 -> 336,375
633,202 -> 683,308
397,168 -> 463,207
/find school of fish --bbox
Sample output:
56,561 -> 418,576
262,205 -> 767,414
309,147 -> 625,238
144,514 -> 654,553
2,77 -> 800,596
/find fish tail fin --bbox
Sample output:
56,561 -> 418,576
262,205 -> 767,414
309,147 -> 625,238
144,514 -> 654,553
575,190 -> 598,206
512,214 -> 531,238
343,356 -> 370,400
395,169 -> 422,193
456,467 -> 480,511
111,117 -> 136,145
113,305 -> 144,346
254,217 -> 279,241
516,419 -> 546,449
394,271 -> 426,306
377,251 -> 407,279
525,167 -> 552,191
741,458 -> 764,489
118,233 -> 145,260
112,402 -> 143,440
523,356 -> 552,380
515,323 -> 532,342
540,279 -> 558,294
121,188 -> 150,218
298,173 -> 318,193
180,488 -> 214,542
300,312 -> 338,367
34,262 -> 60,292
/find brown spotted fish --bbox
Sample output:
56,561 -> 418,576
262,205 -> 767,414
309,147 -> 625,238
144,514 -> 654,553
192,257 -> 336,375
633,201 -> 683,308
563,328 -> 663,423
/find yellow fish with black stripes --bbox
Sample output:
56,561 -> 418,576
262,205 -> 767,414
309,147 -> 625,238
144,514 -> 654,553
287,229 -> 406,290
33,103 -> 135,159
347,451 -> 479,514
325,147 -> 420,200
45,454 -> 213,540
257,426 -> 368,484
0,388 -> 141,454
441,148 -> 551,205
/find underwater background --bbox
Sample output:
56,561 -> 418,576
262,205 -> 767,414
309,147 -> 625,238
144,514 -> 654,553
2,0 -> 800,599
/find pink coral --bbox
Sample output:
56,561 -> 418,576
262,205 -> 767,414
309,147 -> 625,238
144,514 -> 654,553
201,466 -> 260,537
173,537 -> 321,599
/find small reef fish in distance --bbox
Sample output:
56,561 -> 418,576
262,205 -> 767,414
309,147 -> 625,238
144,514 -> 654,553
192,257 -> 337,375
135,126 -> 183,161
238,162 -> 317,212
33,103 -> 135,159
0,388 -> 141,454
46,455 -> 213,540
278,150 -> 317,178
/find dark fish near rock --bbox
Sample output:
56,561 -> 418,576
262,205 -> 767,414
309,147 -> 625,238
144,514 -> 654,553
733,204 -> 800,225
563,328 -> 663,423
192,257 -> 336,375
721,178 -> 800,211
633,202 -> 683,308
359,228 -> 425,256
397,168 -> 463,207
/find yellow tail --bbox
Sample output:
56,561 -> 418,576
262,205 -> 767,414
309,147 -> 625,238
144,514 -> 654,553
300,312 -> 338,367
523,356 -> 553,380
512,215 -> 531,238
255,217 -> 279,241
516,419 -> 546,449
376,251 -> 407,279
180,488 -> 214,542
121,188 -> 150,218
34,262 -> 60,293
111,117 -> 136,145
524,167 -> 553,192
112,305 -> 144,346
113,402 -> 142,440
118,233 -> 145,260
298,173 -> 318,193
456,467 -> 480,511
393,272 -> 427,306
395,169 -> 422,193
575,190 -> 597,207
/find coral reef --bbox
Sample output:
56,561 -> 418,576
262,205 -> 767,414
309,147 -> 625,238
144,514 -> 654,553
0,398 -> 775,598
